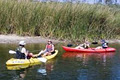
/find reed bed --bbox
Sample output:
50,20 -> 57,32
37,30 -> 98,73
0,0 -> 120,41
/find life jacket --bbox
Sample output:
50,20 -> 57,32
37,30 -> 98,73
16,46 -> 25,59
46,44 -> 53,52
102,42 -> 108,48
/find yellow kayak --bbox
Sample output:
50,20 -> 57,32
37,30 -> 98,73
45,50 -> 58,59
7,64 -> 30,70
6,63 -> 41,70
6,50 -> 58,66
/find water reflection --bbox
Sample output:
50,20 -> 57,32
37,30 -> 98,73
11,68 -> 27,80
62,52 -> 93,66
62,52 -> 115,80
62,52 -> 115,64
35,60 -> 56,80
37,60 -> 55,76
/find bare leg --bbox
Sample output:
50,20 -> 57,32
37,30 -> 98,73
75,46 -> 84,49
96,46 -> 102,49
33,50 -> 45,57
42,52 -> 51,57
38,50 -> 44,55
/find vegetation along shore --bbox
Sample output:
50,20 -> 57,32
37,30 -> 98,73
0,0 -> 120,42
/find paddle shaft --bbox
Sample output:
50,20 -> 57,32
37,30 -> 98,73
67,42 -> 98,47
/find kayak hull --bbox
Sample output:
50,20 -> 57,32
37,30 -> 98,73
6,63 -> 41,70
6,50 -> 58,66
6,58 -> 41,66
62,52 -> 115,58
62,46 -> 116,53
45,50 -> 58,59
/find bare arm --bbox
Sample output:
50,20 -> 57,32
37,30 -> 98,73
50,45 -> 54,52
42,45 -> 47,52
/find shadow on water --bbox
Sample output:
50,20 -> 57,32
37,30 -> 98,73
0,43 -> 120,80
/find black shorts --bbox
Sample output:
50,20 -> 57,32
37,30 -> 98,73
51,51 -> 55,54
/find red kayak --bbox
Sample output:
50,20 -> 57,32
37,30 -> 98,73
62,46 -> 116,53
62,52 -> 115,58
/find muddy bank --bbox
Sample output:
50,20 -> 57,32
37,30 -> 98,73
0,35 -> 64,44
0,35 -> 120,44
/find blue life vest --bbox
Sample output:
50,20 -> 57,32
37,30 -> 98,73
102,42 -> 108,48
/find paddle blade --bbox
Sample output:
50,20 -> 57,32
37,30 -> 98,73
38,69 -> 47,75
67,44 -> 73,47
38,57 -> 47,63
92,42 -> 98,44
9,50 -> 16,54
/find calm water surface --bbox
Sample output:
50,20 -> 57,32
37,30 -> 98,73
0,43 -> 120,80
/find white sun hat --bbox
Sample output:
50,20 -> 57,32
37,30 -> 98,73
19,41 -> 26,45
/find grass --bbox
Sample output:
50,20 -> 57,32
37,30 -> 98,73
0,0 -> 120,41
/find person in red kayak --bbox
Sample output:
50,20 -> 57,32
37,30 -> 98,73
36,40 -> 55,57
75,39 -> 90,49
96,39 -> 108,49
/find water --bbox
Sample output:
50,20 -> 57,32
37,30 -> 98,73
0,43 -> 120,80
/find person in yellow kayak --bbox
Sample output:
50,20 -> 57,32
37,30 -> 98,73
75,39 -> 90,49
36,40 -> 55,57
16,41 -> 34,59
16,41 -> 28,59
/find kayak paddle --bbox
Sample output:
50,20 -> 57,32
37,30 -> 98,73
67,44 -> 73,47
91,41 -> 98,44
38,57 -> 47,63
67,41 -> 98,47
9,50 -> 16,54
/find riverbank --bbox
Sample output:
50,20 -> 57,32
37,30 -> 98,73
0,34 -> 120,44
0,35 -> 64,44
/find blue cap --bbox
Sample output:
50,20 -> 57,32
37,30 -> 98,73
101,40 -> 106,43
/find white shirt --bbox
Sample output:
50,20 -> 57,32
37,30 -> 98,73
21,47 -> 27,53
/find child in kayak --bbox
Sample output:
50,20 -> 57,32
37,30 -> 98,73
36,40 -> 55,57
75,39 -> 90,49
96,40 -> 108,49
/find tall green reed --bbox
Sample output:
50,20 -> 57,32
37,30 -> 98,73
0,0 -> 120,41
